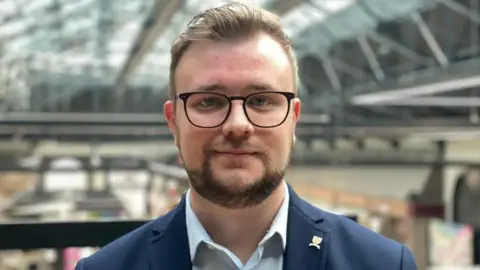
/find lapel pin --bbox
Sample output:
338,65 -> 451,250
309,235 -> 323,250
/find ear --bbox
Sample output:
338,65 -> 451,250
164,100 -> 178,146
292,98 -> 301,124
291,98 -> 301,145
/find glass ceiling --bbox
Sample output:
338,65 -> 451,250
0,0 -> 431,104
283,0 -> 429,57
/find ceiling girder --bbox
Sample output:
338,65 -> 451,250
367,32 -> 429,63
357,36 -> 385,81
113,0 -> 185,110
410,12 -> 449,67
438,0 -> 480,25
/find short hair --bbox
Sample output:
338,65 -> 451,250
169,2 -> 299,99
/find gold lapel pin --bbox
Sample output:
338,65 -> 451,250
309,235 -> 323,250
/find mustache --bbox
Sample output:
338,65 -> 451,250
208,145 -> 261,153
205,140 -> 265,154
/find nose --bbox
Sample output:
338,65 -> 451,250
222,101 -> 254,137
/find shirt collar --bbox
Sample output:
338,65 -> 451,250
185,181 -> 290,261
264,181 -> 289,249
185,189 -> 213,260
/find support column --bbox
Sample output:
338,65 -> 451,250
406,141 -> 446,269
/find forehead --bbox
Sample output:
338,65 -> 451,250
174,33 -> 293,93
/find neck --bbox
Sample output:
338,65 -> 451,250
189,182 -> 286,262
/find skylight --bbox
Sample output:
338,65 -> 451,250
312,0 -> 356,13
289,0 -> 429,58
281,0 -> 357,37
0,0 -> 17,21
281,3 -> 327,37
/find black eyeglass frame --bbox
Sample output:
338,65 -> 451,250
174,91 -> 296,128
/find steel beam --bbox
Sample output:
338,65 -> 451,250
113,0 -> 185,109
330,58 -> 368,79
305,49 -> 414,120
326,55 -> 480,105
30,68 -> 160,89
299,73 -> 323,96
357,36 -> 385,81
319,56 -> 341,91
411,12 -> 449,67
0,116 -> 476,139
438,0 -> 480,25
367,32 -> 428,63
352,73 -> 480,105
368,97 -> 480,107
347,106 -> 415,121
290,157 -> 480,167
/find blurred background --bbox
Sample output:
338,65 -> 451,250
0,0 -> 479,269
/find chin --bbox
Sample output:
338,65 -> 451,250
217,169 -> 263,187
213,154 -> 263,169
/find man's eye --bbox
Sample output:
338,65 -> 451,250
197,97 -> 227,108
199,99 -> 218,107
248,98 -> 267,106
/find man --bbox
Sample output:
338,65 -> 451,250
76,3 -> 417,270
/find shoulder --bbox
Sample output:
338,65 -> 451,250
327,210 -> 403,253
295,198 -> 416,269
76,211 -> 174,270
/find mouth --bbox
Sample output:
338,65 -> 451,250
214,150 -> 257,156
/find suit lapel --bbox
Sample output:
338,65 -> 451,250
148,196 -> 192,270
283,186 -> 331,270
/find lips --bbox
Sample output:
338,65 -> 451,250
215,151 -> 254,155
213,149 -> 258,156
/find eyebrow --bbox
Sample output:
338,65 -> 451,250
192,83 -> 276,93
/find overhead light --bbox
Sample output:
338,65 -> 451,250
351,75 -> 480,105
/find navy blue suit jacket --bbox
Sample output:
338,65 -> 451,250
75,186 -> 417,270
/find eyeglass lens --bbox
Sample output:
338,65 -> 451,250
184,92 -> 290,127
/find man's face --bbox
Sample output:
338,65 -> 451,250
164,33 -> 301,208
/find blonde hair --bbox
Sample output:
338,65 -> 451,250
169,2 -> 299,99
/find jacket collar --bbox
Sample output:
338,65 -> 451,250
147,184 -> 331,270
283,184 -> 331,270
148,196 -> 192,270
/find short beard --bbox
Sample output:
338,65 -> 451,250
182,147 -> 290,209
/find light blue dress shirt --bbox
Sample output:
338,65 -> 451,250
185,182 -> 289,270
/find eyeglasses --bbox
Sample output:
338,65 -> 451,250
175,91 -> 295,128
